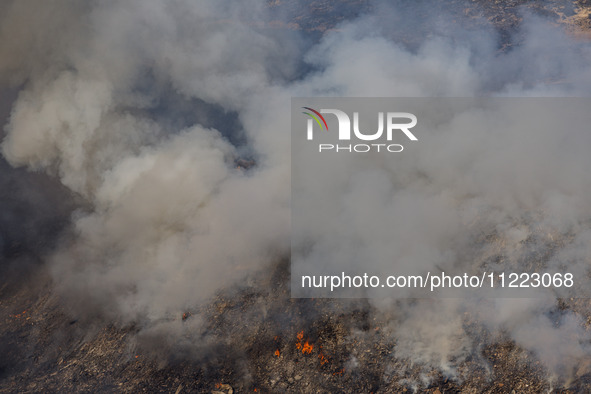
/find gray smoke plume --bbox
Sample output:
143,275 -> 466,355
2,0 -> 591,385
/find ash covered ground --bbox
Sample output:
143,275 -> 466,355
2,1 -> 591,393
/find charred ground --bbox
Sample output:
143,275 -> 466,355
3,259 -> 591,393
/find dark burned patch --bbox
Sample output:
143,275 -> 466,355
0,159 -> 79,286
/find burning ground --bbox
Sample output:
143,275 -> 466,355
3,0 -> 591,392
3,260 -> 591,392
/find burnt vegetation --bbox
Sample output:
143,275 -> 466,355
3,258 -> 591,392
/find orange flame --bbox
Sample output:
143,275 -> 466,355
274,349 -> 280,357
302,341 -> 313,354
296,330 -> 314,354
12,310 -> 28,319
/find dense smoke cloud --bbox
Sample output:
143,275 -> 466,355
1,0 -> 295,325
1,0 -> 591,383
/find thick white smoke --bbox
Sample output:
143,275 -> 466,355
293,10 -> 591,380
1,0 -> 293,325
2,0 -> 591,383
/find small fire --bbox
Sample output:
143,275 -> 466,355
318,353 -> 328,365
274,349 -> 280,357
295,330 -> 314,354
301,341 -> 313,354
333,368 -> 345,376
12,310 -> 28,318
